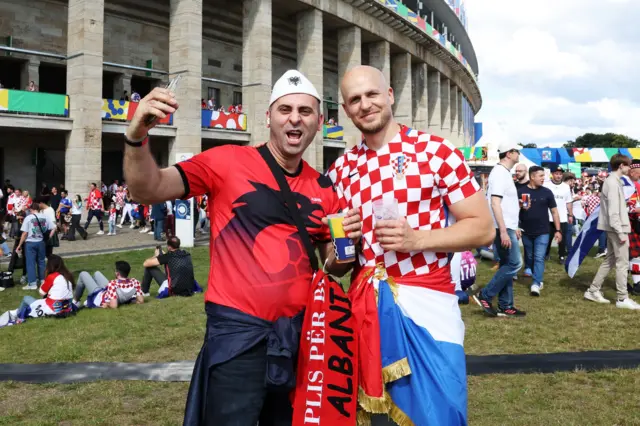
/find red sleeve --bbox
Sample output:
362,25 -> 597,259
41,273 -> 58,294
174,145 -> 236,199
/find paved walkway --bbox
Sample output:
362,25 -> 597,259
4,222 -> 209,259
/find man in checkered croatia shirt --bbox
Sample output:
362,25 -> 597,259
326,66 -> 494,425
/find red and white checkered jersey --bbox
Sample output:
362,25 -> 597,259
582,194 -> 601,217
326,125 -> 480,278
88,189 -> 103,210
102,278 -> 142,305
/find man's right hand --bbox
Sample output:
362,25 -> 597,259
125,88 -> 179,142
619,234 -> 628,245
500,229 -> 511,249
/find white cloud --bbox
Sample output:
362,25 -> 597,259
466,0 -> 640,145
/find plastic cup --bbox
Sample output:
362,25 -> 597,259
327,213 -> 356,264
372,199 -> 399,221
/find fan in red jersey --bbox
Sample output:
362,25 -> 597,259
122,69 -> 362,426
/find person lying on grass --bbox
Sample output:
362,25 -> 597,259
0,255 -> 75,328
73,260 -> 144,309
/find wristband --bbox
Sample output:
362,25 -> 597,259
124,133 -> 148,147
555,230 -> 561,233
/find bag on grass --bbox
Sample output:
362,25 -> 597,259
0,271 -> 14,288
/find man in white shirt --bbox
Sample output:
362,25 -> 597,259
473,141 -> 526,318
544,165 -> 574,262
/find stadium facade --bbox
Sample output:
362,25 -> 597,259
0,0 -> 481,198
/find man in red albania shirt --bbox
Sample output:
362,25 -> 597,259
123,70 -> 362,426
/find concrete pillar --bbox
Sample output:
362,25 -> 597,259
4,148 -> 37,195
297,8 -> 323,171
21,58 -> 40,90
243,0 -> 272,146
368,41 -> 390,84
457,88 -> 464,145
427,69 -> 441,135
391,52 -> 412,124
338,26 -> 361,149
440,74 -> 450,139
65,0 -> 104,198
412,62 -> 428,131
113,73 -> 132,100
449,82 -> 459,146
169,0 -> 202,163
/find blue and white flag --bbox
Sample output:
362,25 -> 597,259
566,176 -> 635,277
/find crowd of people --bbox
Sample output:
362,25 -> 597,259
0,235 -> 199,326
201,98 -> 243,114
472,148 -> 640,318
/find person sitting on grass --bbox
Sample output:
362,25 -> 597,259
141,236 -> 199,298
0,255 -> 75,327
73,260 -> 144,309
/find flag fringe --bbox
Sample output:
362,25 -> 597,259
382,357 -> 412,383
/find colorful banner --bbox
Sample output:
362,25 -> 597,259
377,0 -> 474,80
323,124 -> 344,140
201,109 -> 247,131
0,89 -> 69,116
102,99 -> 173,125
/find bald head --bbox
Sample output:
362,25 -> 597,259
340,65 -> 395,136
340,66 -> 389,99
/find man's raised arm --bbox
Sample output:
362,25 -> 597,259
124,88 -> 186,205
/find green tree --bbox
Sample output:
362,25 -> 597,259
564,133 -> 640,148
521,143 -> 538,148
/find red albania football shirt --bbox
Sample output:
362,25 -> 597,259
175,145 -> 339,321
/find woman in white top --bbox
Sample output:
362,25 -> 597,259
68,195 -> 87,241
15,203 -> 55,290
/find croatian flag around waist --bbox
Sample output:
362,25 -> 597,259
375,278 -> 467,425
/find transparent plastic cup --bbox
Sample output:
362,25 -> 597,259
372,199 -> 399,221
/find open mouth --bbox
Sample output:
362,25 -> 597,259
286,130 -> 303,144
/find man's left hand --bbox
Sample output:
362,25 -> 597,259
375,218 -> 418,253
568,216 -> 574,225
321,208 -> 362,244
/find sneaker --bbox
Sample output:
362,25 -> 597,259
530,284 -> 541,297
143,292 -> 150,297
130,224 -> 135,229
472,294 -> 498,317
22,283 -> 37,290
147,230 -> 154,235
20,276 -> 27,285
497,307 -> 527,318
5,253 -> 12,258
139,228 -> 149,233
116,224 -> 123,229
96,230 -> 104,235
559,256 -> 566,263
595,250 -> 607,259
584,290 -> 610,304
523,268 -> 532,277
0,286 -> 4,292
616,298 -> 640,310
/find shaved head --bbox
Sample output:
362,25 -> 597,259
340,65 -> 395,136
340,66 -> 389,97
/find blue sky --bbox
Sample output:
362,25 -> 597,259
466,0 -> 640,147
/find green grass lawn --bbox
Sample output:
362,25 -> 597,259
2,369 -> 639,425
1,246 -> 640,425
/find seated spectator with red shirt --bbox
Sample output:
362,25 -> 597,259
73,260 -> 144,309
17,255 -> 75,319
